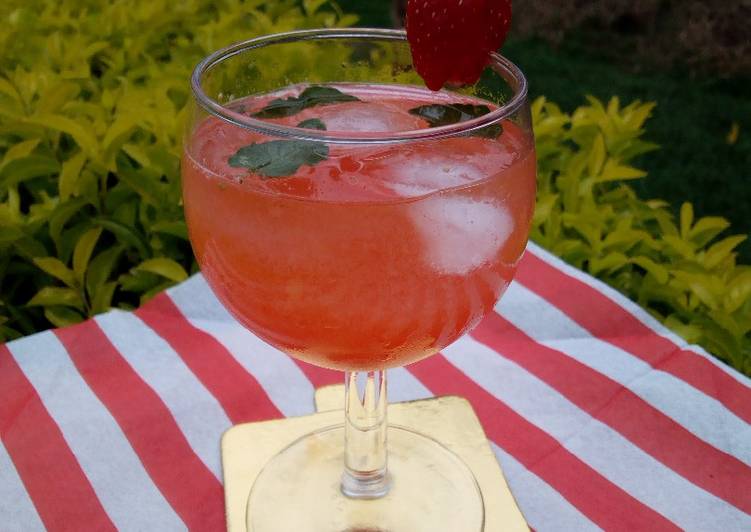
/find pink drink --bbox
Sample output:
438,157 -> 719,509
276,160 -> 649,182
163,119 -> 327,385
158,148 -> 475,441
183,84 -> 536,370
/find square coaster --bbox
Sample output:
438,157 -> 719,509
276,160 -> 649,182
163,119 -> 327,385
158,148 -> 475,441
222,385 -> 528,531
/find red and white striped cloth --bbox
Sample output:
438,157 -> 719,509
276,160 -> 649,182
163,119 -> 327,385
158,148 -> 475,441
2,242 -> 750,531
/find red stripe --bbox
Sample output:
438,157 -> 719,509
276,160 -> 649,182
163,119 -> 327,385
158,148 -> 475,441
517,251 -> 751,424
135,293 -> 281,424
0,344 -> 116,531
473,312 -> 751,514
55,321 -> 225,531
409,355 -> 680,531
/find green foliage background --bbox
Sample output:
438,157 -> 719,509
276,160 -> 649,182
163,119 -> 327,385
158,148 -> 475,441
0,0 -> 356,336
531,98 -> 750,375
0,0 -> 748,376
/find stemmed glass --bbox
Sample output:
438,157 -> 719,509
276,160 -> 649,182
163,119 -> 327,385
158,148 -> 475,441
183,28 -> 536,531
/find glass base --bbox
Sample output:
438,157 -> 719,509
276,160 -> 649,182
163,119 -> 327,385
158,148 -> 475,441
246,425 -> 485,532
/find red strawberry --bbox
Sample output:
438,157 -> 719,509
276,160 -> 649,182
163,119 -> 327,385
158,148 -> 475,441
406,0 -> 512,91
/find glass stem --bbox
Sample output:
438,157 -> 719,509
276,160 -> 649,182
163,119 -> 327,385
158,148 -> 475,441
341,370 -> 390,499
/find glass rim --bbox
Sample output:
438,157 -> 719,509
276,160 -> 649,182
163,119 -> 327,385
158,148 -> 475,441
191,27 -> 529,145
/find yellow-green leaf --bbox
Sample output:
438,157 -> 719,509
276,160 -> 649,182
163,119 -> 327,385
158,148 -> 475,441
623,101 -> 656,131
724,271 -> 751,314
597,160 -> 647,182
663,235 -> 696,260
1,138 -> 40,170
49,197 -> 91,248
59,151 -> 87,200
134,257 -> 188,283
0,155 -> 61,188
44,306 -> 84,328
32,257 -> 76,287
590,252 -> 628,276
150,221 -> 189,240
82,41 -> 109,59
679,202 -> 693,240
37,82 -> 81,114
121,143 -> 151,168
12,236 -> 47,260
0,77 -> 21,103
673,271 -> 723,309
26,113 -> 99,155
95,218 -> 150,257
588,133 -> 606,177
115,154 -> 165,205
86,246 -> 123,299
73,227 -> 103,284
303,0 -> 329,15
664,315 -> 702,344
606,96 -> 621,118
689,216 -> 730,244
704,235 -> 747,270
139,280 -> 175,305
531,97 -> 546,121
28,287 -> 83,310
631,256 -> 669,284
103,118 -> 139,167
91,281 -> 118,315
532,193 -> 558,228
602,228 -> 650,252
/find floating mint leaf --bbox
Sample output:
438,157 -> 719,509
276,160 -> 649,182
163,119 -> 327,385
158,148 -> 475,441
409,103 -> 489,126
409,103 -> 503,139
252,86 -> 360,119
297,86 -> 360,106
297,118 -> 326,130
228,139 -> 328,178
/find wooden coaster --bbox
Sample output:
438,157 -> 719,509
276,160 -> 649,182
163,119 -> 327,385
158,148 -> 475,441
222,385 -> 528,531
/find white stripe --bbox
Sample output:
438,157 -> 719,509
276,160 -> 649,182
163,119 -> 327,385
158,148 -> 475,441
443,335 -> 751,531
526,243 -> 751,387
95,310 -> 231,478
490,443 -> 601,532
499,283 -> 751,466
167,275 -> 314,418
8,332 -> 186,532
0,442 -> 45,532
372,355 -> 591,530
389,366 -> 433,403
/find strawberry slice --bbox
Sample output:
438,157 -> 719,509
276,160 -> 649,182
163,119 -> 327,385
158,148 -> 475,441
406,0 -> 512,91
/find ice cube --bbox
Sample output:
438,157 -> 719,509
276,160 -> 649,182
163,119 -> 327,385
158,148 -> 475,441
411,196 -> 513,275
385,152 -> 485,196
363,138 -> 514,198
295,102 -> 424,133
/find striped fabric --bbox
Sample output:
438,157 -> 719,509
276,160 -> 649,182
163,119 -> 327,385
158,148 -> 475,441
1,242 -> 750,531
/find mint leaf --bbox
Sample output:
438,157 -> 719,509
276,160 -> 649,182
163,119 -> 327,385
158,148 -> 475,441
252,86 -> 360,119
228,140 -> 328,178
227,118 -> 328,178
410,103 -> 490,126
409,103 -> 503,139
297,118 -> 326,130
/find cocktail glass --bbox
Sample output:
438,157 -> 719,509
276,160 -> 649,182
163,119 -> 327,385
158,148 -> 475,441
183,28 -> 536,532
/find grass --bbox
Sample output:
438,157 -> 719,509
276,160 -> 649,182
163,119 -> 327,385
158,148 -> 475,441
338,0 -> 751,261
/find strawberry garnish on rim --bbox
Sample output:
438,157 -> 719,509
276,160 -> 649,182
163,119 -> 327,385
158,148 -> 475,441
406,0 -> 512,91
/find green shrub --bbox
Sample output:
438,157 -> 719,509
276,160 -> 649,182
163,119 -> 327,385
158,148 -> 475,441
0,1 -> 748,377
531,96 -> 751,375
0,0 -> 356,338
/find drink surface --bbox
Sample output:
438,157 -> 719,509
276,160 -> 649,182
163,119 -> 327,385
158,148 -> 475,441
183,84 -> 536,370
